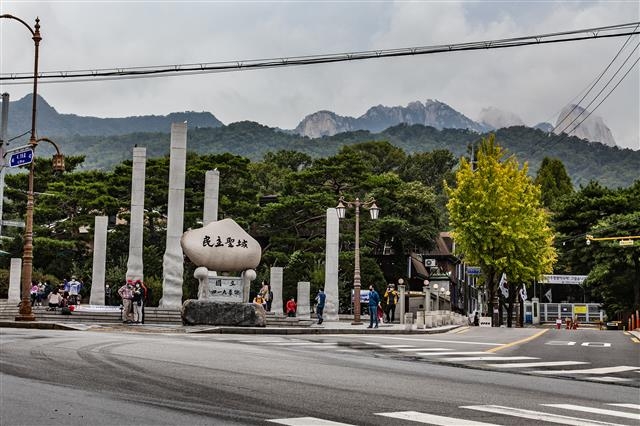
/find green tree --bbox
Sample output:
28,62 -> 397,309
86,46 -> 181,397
553,180 -> 640,318
534,157 -> 574,209
446,135 -> 556,326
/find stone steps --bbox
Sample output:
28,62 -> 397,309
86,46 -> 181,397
1,301 -> 312,326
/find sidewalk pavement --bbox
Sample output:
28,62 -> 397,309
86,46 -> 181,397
0,319 -> 464,335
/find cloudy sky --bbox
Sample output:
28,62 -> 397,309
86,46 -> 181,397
1,1 -> 638,150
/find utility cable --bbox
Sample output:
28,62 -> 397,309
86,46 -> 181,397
553,23 -> 639,132
1,21 -> 639,85
554,42 -> 640,137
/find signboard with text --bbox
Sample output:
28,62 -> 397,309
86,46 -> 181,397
9,148 -> 33,167
540,275 -> 587,285
207,276 -> 243,302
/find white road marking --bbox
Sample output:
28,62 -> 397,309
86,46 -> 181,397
531,365 -> 640,375
267,417 -> 354,425
542,404 -> 640,420
608,403 -> 640,410
263,342 -> 337,346
361,335 -> 503,346
375,411 -> 497,425
546,340 -> 577,345
487,360 -> 588,368
415,351 -> 488,356
397,347 -> 451,352
588,377 -> 633,382
581,342 -> 612,347
462,405 -> 622,426
440,356 -> 538,362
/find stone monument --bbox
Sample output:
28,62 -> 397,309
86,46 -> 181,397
180,218 -> 263,326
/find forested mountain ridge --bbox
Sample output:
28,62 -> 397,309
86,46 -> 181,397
5,94 -> 223,137
26,121 -> 637,189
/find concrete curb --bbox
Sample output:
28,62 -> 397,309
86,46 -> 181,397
1,320 -> 462,335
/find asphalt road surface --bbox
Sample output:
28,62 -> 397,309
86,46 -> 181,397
1,327 -> 639,425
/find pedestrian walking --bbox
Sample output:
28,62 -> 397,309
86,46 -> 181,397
315,289 -> 326,325
383,284 -> 398,323
367,284 -> 380,328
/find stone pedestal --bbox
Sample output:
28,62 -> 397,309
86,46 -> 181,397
182,300 -> 266,326
416,310 -> 425,329
424,313 -> 433,328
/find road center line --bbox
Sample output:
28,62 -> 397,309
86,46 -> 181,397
487,329 -> 549,353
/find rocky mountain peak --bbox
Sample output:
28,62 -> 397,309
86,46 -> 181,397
478,106 -> 525,130
554,104 -> 616,147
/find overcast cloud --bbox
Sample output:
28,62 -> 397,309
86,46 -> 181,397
1,1 -> 638,150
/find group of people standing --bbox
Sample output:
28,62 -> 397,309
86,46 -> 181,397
118,279 -> 147,324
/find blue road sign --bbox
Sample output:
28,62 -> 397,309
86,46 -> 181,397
9,149 -> 33,167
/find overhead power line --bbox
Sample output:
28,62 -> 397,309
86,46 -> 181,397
553,23 -> 639,133
1,21 -> 639,85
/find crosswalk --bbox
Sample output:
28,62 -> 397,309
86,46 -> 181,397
208,336 -> 640,383
268,402 -> 640,425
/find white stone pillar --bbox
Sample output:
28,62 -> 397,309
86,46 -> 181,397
126,147 -> 146,282
90,216 -> 108,305
297,281 -> 311,318
8,258 -> 21,302
323,208 -> 339,321
161,123 -> 187,308
203,169 -> 219,225
270,267 -> 283,317
241,269 -> 257,302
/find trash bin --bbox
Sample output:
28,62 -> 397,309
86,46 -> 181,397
525,312 -> 532,324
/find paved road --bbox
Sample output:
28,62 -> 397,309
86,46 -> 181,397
1,327 -> 639,425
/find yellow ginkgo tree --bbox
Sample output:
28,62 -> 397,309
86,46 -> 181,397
446,135 -> 556,326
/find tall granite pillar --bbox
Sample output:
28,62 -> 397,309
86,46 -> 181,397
90,216 -> 108,305
323,208 -> 339,321
161,123 -> 188,308
270,267 -> 283,317
297,281 -> 311,318
126,147 -> 146,282
203,169 -> 219,225
8,258 -> 21,302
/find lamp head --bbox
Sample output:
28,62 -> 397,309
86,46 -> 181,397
368,201 -> 380,220
336,199 -> 346,219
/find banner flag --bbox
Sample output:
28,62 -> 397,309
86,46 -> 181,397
499,273 -> 509,298
519,286 -> 528,301
545,288 -> 552,302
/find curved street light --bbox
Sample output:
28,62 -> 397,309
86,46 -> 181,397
336,196 -> 379,325
2,15 -> 65,321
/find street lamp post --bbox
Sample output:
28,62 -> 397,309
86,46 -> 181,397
336,196 -> 379,325
2,14 -> 42,321
2,15 -> 65,321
